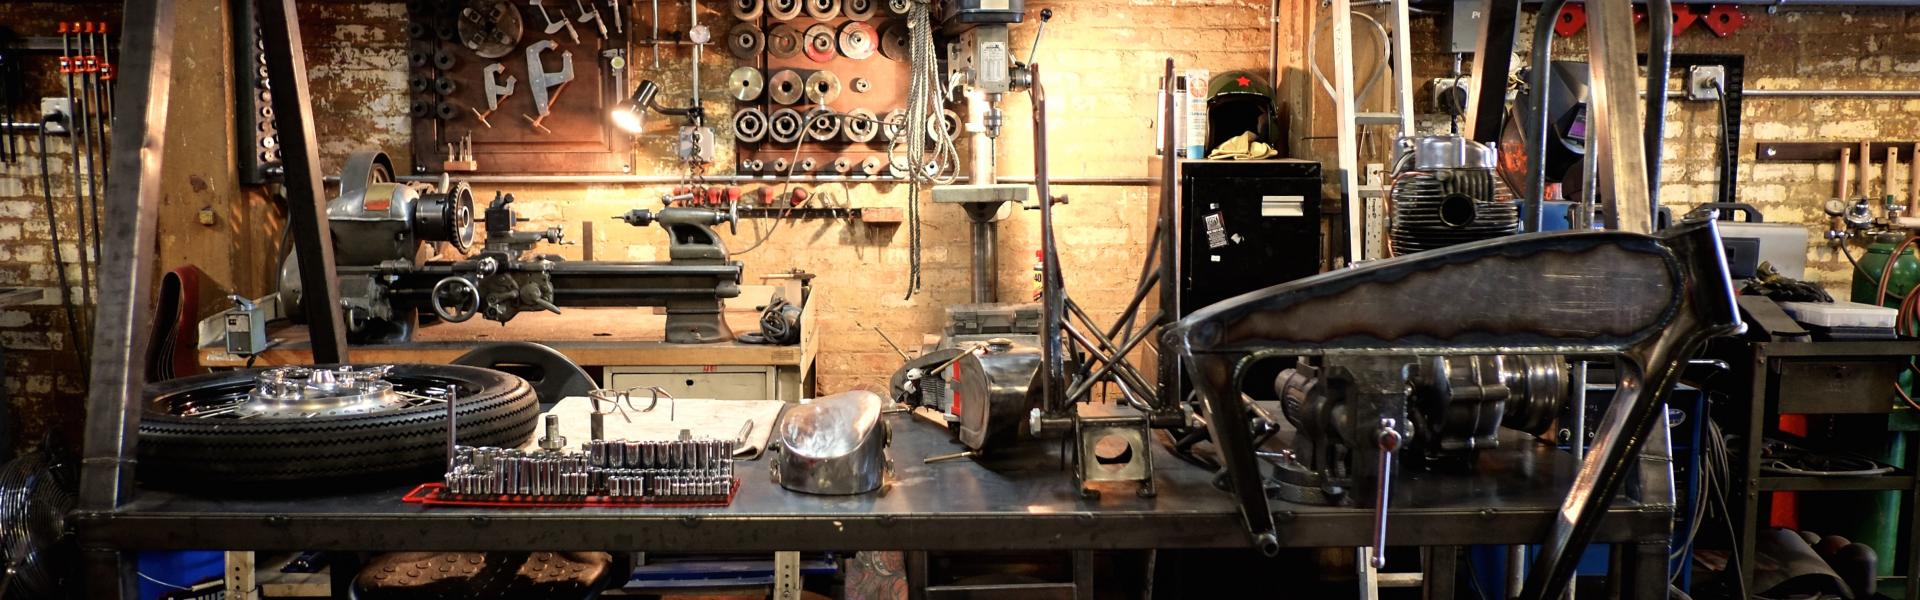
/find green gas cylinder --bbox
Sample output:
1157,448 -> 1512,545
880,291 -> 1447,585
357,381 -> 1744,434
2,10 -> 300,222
1851,233 -> 1920,308
1839,233 -> 1919,577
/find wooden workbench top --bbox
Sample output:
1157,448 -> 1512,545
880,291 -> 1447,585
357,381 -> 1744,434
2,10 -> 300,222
198,307 -> 817,369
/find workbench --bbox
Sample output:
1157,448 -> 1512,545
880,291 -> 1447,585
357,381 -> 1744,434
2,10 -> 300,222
75,413 -> 1676,597
197,305 -> 819,401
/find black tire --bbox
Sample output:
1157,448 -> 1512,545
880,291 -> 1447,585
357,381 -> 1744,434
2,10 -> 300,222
138,364 -> 539,487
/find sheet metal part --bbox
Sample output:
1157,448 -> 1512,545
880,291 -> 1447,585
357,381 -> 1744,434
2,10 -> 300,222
1167,219 -> 1741,599
769,390 -> 890,495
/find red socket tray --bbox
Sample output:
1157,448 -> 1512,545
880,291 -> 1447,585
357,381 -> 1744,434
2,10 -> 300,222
401,480 -> 740,508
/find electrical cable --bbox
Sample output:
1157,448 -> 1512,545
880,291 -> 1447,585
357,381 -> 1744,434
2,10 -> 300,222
36,126 -> 87,378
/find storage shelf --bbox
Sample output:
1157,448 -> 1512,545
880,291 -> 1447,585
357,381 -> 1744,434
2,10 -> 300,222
1757,474 -> 1915,492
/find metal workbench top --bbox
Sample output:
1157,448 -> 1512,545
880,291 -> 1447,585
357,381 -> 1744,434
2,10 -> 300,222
75,414 -> 1671,553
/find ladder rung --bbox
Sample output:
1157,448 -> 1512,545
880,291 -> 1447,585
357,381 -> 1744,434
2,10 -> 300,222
1376,572 -> 1424,587
1355,112 -> 1405,126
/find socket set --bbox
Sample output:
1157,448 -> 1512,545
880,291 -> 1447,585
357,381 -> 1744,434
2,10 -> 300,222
420,440 -> 739,507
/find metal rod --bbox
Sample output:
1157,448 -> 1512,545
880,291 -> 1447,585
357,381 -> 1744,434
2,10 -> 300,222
1644,0 -> 1673,229
1466,0 -> 1522,144
80,23 -> 109,290
259,0 -> 350,363
1521,0 -> 1569,232
446,385 -> 459,471
1585,0 -> 1652,233
1033,64 -> 1066,416
1156,58 -> 1182,407
79,0 -> 176,520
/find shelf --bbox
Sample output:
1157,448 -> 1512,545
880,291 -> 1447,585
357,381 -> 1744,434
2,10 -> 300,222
1758,474 -> 1916,492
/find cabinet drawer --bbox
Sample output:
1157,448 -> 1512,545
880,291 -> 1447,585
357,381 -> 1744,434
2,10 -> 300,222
604,366 -> 775,401
1775,358 -> 1904,414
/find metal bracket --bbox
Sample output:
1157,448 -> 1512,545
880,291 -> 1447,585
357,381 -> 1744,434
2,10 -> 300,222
472,63 -> 518,127
523,40 -> 574,132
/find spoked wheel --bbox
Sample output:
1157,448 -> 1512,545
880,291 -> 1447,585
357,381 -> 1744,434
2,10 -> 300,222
139,364 -> 539,487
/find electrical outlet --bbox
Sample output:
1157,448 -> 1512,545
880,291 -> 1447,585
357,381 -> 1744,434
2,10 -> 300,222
39,98 -> 72,135
1688,66 -> 1726,101
1430,77 -> 1472,117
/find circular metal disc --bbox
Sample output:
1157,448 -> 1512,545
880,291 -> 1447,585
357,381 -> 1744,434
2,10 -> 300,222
769,0 -> 803,20
770,108 -> 805,143
844,108 -> 879,142
728,67 -> 766,102
727,23 -> 766,59
457,2 -> 523,59
804,70 -> 842,104
887,0 -> 910,15
767,24 -> 804,58
838,22 -> 877,60
879,25 -> 908,61
802,24 -> 837,63
731,0 -> 764,20
881,109 -> 907,140
733,107 -> 769,143
844,0 -> 877,21
806,0 -> 841,21
768,69 -> 805,105
805,109 -> 842,141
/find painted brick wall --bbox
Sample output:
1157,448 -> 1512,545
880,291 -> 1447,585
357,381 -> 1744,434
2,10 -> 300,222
296,0 -> 1291,395
1383,6 -> 1920,293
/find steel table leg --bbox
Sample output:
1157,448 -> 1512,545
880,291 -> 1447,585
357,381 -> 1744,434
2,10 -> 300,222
1629,542 -> 1669,599
1424,546 -> 1458,600
84,549 -> 138,600
907,551 -> 929,600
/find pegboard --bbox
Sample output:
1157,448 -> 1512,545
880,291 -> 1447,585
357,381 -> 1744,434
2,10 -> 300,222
407,0 -> 631,175
728,0 -> 952,178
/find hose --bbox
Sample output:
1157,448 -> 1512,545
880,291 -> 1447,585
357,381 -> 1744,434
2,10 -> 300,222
36,126 -> 87,376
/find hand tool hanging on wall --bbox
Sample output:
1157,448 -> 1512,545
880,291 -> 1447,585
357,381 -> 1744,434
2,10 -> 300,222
79,23 -> 107,277
531,0 -> 582,44
609,0 -> 624,33
523,40 -> 575,133
471,62 -> 518,127
576,0 -> 609,40
58,22 -> 94,341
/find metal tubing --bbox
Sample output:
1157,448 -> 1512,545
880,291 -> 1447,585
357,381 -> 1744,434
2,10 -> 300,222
61,26 -> 95,343
1584,0 -> 1653,233
1521,0 -> 1569,232
259,0 -> 350,362
1645,0 -> 1673,227
1156,58 -> 1182,406
80,4 -> 176,597
1064,298 -> 1157,392
970,219 -> 997,303
1033,64 -> 1066,415
80,24 -> 108,280
1466,0 -> 1523,144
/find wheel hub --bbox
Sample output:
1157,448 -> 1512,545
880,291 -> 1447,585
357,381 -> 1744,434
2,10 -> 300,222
240,365 -> 412,418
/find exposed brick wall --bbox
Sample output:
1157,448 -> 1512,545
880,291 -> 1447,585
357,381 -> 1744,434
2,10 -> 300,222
1383,6 -> 1920,293
0,2 -> 123,453
297,0 -> 1287,395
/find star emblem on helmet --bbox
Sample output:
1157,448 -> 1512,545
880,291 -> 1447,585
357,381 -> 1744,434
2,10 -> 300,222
1236,76 -> 1251,87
